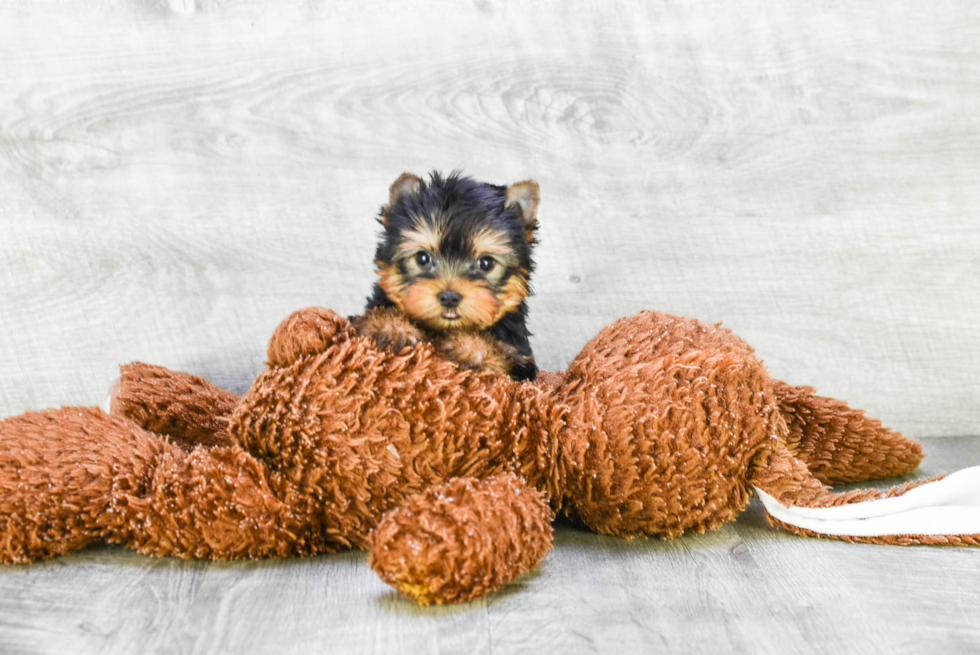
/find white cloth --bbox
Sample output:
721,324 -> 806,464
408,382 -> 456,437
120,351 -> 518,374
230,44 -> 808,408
754,466 -> 980,537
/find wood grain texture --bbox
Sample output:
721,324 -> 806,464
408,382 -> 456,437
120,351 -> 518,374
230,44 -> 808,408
0,1 -> 979,648
2,1 -> 978,437
0,437 -> 977,655
1,0 -> 979,437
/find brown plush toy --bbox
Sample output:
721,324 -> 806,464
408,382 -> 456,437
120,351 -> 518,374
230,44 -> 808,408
2,308 -> 979,605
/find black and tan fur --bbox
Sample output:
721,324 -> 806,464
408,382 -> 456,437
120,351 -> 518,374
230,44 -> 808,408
353,171 -> 539,381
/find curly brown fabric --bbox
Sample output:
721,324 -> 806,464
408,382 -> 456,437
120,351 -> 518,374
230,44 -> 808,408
555,314 -> 777,538
0,406 -> 320,564
0,306 -> 971,605
266,306 -> 358,369
368,474 -> 553,604
773,381 -> 923,484
111,362 -> 240,449
748,441 -> 939,509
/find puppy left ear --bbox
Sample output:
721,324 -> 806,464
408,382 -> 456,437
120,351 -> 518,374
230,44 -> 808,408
389,172 -> 422,206
382,173 -> 422,225
505,180 -> 540,233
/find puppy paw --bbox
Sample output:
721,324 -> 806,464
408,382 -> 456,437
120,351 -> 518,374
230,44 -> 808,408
433,332 -> 513,376
353,307 -> 425,354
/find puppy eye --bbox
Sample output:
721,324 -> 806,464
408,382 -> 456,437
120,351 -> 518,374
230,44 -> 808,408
415,251 -> 432,267
478,256 -> 496,272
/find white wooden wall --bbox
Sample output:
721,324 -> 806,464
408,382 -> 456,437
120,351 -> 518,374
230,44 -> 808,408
3,4 -> 980,654
1,0 -> 978,438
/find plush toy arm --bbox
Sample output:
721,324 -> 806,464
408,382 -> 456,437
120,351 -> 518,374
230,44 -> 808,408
109,362 -> 241,449
0,407 -> 321,564
368,474 -> 554,605
266,307 -> 357,369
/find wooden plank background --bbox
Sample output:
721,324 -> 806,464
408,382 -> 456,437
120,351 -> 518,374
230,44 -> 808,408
1,0 -> 978,437
1,1 -> 979,653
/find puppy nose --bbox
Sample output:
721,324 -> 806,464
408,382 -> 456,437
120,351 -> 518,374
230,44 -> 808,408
437,289 -> 462,309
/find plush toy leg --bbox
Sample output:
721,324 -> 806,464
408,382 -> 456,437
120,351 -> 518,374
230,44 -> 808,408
108,362 -> 241,449
750,444 -> 980,545
0,407 -> 159,562
773,381 -> 923,484
368,474 -> 554,605
0,407 -> 323,564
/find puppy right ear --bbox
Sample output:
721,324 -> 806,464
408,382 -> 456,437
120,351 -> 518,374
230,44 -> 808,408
505,180 -> 540,242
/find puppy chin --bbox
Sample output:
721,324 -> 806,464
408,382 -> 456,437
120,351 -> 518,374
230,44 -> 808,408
419,311 -> 476,332
427,318 -> 466,331
415,306 -> 494,332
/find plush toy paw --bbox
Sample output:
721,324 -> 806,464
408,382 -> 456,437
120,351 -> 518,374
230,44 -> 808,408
267,307 -> 356,369
368,474 -> 553,605
351,307 -> 425,354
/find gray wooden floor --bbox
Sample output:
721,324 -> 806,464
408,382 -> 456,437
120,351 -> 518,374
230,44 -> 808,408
2,1 -> 980,653
0,437 -> 976,655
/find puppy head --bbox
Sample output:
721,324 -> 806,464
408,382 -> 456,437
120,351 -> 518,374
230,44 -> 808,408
374,171 -> 539,332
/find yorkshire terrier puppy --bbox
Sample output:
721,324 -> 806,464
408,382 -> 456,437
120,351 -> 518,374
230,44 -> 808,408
352,171 -> 540,381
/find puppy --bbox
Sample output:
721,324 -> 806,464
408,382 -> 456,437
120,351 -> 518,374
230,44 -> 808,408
353,171 -> 539,381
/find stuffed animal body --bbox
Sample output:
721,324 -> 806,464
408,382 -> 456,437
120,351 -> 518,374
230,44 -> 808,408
1,308 -> 978,605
